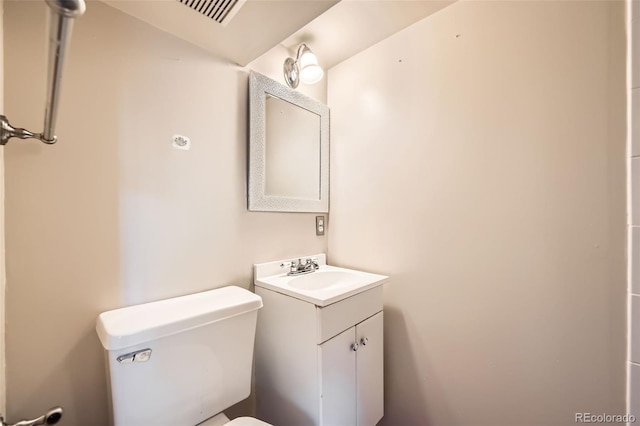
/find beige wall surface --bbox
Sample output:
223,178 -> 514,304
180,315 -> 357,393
3,1 -> 326,424
328,1 -> 626,425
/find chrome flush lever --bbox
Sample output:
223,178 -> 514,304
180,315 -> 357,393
1,407 -> 63,426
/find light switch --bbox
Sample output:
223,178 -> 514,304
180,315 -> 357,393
316,216 -> 325,236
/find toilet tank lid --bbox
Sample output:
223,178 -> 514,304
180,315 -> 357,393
96,286 -> 263,351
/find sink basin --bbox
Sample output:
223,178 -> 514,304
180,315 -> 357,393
254,255 -> 388,306
289,270 -> 359,291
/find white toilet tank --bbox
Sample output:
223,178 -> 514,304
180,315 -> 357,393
96,286 -> 263,426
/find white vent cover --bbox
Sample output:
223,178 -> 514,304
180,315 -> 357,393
177,0 -> 246,26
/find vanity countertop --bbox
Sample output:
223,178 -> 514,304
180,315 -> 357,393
254,255 -> 388,306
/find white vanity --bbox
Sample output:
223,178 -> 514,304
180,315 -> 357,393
253,254 -> 388,426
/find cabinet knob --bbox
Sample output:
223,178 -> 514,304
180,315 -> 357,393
360,337 -> 368,346
351,343 -> 359,352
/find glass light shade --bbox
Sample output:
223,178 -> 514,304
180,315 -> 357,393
300,64 -> 324,84
298,48 -> 324,84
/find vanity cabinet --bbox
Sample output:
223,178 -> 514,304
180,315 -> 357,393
254,285 -> 384,426
320,312 -> 383,426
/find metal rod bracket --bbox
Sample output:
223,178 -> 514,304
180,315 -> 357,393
0,406 -> 63,426
0,115 -> 57,145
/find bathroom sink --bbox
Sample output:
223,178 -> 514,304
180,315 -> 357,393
254,255 -> 388,306
289,270 -> 356,291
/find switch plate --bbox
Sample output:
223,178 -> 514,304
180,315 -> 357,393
316,215 -> 325,236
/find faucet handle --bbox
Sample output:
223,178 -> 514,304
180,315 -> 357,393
280,261 -> 297,273
306,257 -> 319,270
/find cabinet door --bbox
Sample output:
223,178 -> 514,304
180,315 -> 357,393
319,327 -> 357,426
356,312 -> 384,426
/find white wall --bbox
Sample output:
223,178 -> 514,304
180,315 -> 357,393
3,1 -> 326,423
328,1 -> 626,425
628,0 -> 640,419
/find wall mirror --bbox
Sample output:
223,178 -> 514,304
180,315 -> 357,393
248,71 -> 329,212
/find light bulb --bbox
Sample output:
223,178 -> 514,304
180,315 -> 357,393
298,47 -> 323,84
300,64 -> 324,84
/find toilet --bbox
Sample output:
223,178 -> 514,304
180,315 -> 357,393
96,286 -> 272,426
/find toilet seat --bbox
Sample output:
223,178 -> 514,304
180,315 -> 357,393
226,417 -> 272,426
198,413 -> 272,426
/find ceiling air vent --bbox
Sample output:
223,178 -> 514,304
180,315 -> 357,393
177,0 -> 246,26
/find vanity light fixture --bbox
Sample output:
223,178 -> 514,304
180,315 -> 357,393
283,43 -> 324,89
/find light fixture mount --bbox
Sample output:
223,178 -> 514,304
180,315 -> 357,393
283,43 -> 323,89
283,57 -> 299,89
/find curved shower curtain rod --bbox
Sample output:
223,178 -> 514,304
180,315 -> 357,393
0,0 -> 86,145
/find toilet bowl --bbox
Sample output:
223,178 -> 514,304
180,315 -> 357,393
200,413 -> 270,426
96,286 -> 272,426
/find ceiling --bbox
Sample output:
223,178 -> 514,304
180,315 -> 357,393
100,0 -> 455,69
282,0 -> 454,70
100,0 -> 339,66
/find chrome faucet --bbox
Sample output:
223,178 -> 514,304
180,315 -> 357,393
281,257 -> 319,276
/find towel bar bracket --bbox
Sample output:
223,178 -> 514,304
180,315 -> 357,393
0,115 -> 56,146
1,0 -> 86,147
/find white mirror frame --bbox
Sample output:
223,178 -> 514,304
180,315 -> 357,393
248,71 -> 329,212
